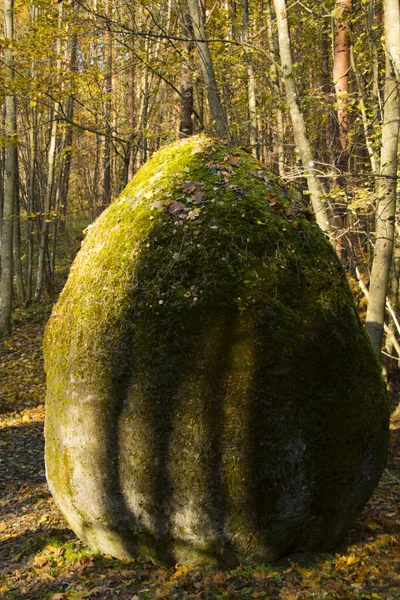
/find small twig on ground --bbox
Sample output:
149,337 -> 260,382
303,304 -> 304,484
381,469 -> 400,485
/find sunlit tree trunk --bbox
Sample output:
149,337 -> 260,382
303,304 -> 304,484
187,0 -> 230,139
25,3 -> 38,305
350,46 -> 379,174
50,25 -> 78,286
241,0 -> 257,156
13,185 -> 24,305
0,105 -> 4,239
179,11 -> 195,138
127,10 -> 136,181
59,27 -> 78,221
365,0 -> 400,356
385,237 -> 400,368
368,1 -> 383,112
34,1 -> 63,300
0,0 -> 17,336
102,0 -> 113,210
273,0 -> 331,235
266,0 -> 284,174
333,0 -> 352,152
154,0 -> 172,149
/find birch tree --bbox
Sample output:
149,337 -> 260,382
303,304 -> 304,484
0,0 -> 17,336
273,0 -> 331,235
365,0 -> 400,356
241,0 -> 257,156
187,0 -> 230,140
34,1 -> 63,300
179,11 -> 194,138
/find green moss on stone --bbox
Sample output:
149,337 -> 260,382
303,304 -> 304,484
44,135 -> 390,567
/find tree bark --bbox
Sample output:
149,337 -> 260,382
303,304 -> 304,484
187,0 -> 230,140
127,11 -> 136,181
0,0 -> 17,336
179,11 -> 195,138
266,0 -> 284,175
350,45 -> 379,174
333,0 -> 352,152
273,0 -> 331,235
365,0 -> 400,356
34,1 -> 63,300
102,0 -> 113,210
13,185 -> 24,305
241,0 -> 257,156
25,4 -> 38,306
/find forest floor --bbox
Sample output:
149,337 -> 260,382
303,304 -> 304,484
1,301 -> 400,599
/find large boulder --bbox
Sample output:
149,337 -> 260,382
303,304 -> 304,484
44,136 -> 389,566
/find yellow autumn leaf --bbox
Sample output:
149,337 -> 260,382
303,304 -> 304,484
344,553 -> 359,566
172,564 -> 190,579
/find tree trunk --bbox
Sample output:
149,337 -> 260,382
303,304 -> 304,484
365,0 -> 400,356
241,0 -> 257,156
34,1 -> 63,300
333,0 -> 352,152
60,26 -> 78,222
25,13 -> 37,305
13,185 -> 24,305
179,11 -> 195,138
368,0 -> 383,112
350,46 -> 379,174
187,0 -> 230,140
127,11 -> 136,181
384,235 -> 400,369
102,0 -> 113,211
273,0 -> 331,235
266,0 -> 284,174
0,0 -> 17,336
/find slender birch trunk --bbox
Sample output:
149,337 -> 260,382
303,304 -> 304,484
50,26 -> 78,285
102,0 -> 113,211
127,11 -> 136,181
0,0 -> 17,336
241,0 -> 257,156
179,11 -> 195,138
368,1 -> 383,112
187,0 -> 230,140
0,105 -> 4,243
273,0 -> 331,235
154,0 -> 172,149
350,46 -> 379,174
13,185 -> 24,305
25,4 -> 38,305
365,0 -> 400,356
266,0 -> 284,175
385,237 -> 400,366
34,1 -> 63,300
60,25 -> 78,221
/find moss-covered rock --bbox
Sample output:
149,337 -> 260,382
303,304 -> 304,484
44,136 -> 389,566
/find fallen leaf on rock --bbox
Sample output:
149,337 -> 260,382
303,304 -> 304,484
182,181 -> 197,193
193,191 -> 205,204
167,201 -> 186,214
187,208 -> 201,220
